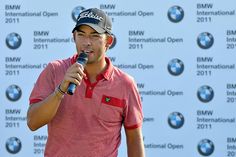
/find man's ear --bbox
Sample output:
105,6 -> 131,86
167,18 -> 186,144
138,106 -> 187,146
106,35 -> 114,47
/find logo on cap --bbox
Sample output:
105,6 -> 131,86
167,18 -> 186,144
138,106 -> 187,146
72,8 -> 112,34
78,11 -> 103,22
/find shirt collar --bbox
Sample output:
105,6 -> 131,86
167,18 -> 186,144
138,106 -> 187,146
70,54 -> 78,64
70,54 -> 113,81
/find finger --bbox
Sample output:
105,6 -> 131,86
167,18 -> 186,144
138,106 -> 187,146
72,63 -> 86,77
67,73 -> 84,84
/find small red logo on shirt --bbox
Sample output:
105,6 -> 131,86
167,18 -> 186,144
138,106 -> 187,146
101,95 -> 125,108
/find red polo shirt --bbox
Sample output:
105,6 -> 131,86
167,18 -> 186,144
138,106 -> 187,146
29,54 -> 143,157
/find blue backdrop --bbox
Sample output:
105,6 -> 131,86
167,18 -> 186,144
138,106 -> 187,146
1,0 -> 236,156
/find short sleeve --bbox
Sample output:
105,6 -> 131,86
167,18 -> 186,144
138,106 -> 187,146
29,63 -> 55,104
123,78 -> 143,129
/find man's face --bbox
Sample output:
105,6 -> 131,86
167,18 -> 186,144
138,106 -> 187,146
73,25 -> 109,64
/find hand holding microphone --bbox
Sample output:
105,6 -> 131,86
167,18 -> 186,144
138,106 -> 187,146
67,52 -> 88,95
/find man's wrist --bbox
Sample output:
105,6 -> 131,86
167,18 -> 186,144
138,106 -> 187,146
55,84 -> 66,99
58,84 -> 66,95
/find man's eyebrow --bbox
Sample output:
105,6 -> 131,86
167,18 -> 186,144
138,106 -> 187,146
76,30 -> 85,33
90,32 -> 100,34
76,30 -> 99,34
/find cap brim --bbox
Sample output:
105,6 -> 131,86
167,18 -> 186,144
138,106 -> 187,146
72,23 -> 106,34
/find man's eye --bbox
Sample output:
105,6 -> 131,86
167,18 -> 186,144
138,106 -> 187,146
77,33 -> 84,36
91,34 -> 100,38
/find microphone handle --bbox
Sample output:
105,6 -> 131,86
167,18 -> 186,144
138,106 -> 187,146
67,52 -> 88,95
67,83 -> 77,95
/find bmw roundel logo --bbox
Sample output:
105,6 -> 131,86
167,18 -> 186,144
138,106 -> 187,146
197,32 -> 214,49
168,112 -> 184,129
197,85 -> 214,103
5,137 -> 22,154
167,6 -> 184,23
71,6 -> 86,22
167,58 -> 184,76
6,32 -> 22,50
6,85 -> 22,102
197,139 -> 214,156
109,34 -> 116,49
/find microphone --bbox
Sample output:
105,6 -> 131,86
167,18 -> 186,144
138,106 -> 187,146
67,52 -> 88,95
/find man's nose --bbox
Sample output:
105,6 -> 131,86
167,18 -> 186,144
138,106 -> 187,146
82,35 -> 92,46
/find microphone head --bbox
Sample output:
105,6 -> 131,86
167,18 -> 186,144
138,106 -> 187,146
77,51 -> 88,66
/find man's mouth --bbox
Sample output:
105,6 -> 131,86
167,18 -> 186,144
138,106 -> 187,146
82,50 -> 93,54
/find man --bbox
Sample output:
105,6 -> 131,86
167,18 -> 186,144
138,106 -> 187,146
27,8 -> 145,157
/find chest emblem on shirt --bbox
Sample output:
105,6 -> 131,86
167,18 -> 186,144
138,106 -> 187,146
105,97 -> 111,102
101,95 -> 126,108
